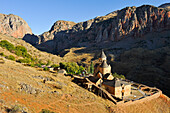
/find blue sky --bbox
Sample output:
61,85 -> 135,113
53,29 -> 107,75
0,0 -> 169,35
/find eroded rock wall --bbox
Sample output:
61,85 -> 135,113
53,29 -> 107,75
0,14 -> 32,38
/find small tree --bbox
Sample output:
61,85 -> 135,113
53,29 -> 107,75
44,67 -> 49,71
90,61 -> 94,74
59,62 -> 83,74
46,60 -> 51,66
6,55 -> 15,61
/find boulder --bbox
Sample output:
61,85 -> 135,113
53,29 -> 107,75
58,69 -> 67,75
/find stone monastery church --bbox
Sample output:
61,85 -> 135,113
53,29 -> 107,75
89,50 -> 131,99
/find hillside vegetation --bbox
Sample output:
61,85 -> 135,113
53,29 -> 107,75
0,33 -> 65,64
0,57 -> 114,113
0,56 -> 169,113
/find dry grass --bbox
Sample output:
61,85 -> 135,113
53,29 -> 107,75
0,33 -> 65,64
0,58 -> 113,113
63,47 -> 94,64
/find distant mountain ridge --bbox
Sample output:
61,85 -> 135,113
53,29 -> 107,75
0,13 -> 32,38
22,4 -> 170,54
159,3 -> 170,10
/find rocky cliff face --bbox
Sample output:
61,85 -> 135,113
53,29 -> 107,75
40,20 -> 76,42
25,5 -> 169,53
159,3 -> 170,10
0,13 -> 32,38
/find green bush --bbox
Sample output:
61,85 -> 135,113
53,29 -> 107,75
0,40 -> 15,51
30,63 -> 35,67
112,73 -> 125,79
51,64 -> 59,68
6,55 -> 15,61
39,109 -> 55,113
15,45 -> 27,53
17,58 -> 32,63
78,66 -> 85,74
39,60 -> 46,65
60,62 -> 85,74
15,45 -> 32,58
0,40 -> 32,59
43,67 -> 49,71
46,60 -> 51,66
35,63 -> 42,67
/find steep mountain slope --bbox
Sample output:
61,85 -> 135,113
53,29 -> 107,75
0,13 -> 32,38
0,33 -> 64,64
159,3 -> 170,10
110,47 -> 170,97
23,5 -> 170,54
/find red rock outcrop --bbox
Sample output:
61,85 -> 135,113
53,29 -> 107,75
40,20 -> 76,42
0,13 -> 32,38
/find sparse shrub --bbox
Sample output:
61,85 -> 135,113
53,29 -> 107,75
35,63 -> 42,67
88,61 -> 94,74
31,57 -> 38,63
112,73 -> 125,79
10,105 -> 21,113
0,52 -> 4,56
43,67 -> 49,71
0,40 -> 33,60
6,55 -> 15,61
0,40 -> 15,51
30,63 -> 35,67
78,66 -> 85,74
17,58 -> 32,63
39,109 -> 55,113
39,60 -> 46,65
51,64 -> 59,68
46,60 -> 51,66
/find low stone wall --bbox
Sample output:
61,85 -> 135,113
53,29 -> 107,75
118,89 -> 162,106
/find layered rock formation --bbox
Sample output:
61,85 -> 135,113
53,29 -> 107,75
23,5 -> 169,53
0,13 -> 32,38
